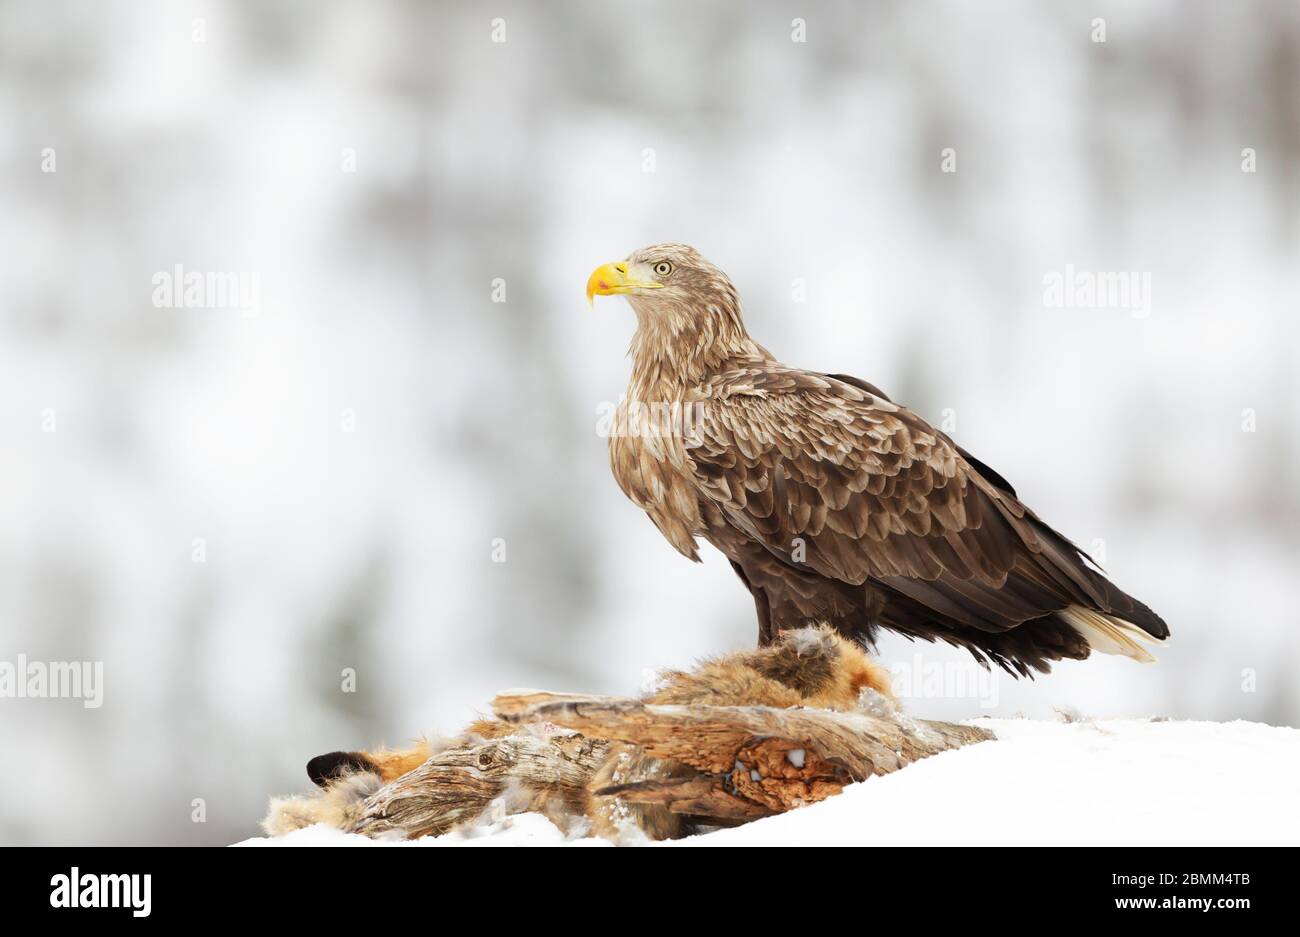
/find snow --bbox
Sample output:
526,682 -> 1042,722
237,811 -> 606,847
236,719 -> 1300,847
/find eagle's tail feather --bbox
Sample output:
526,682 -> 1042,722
1059,605 -> 1159,662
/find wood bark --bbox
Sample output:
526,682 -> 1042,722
347,727 -> 608,839
344,690 -> 992,840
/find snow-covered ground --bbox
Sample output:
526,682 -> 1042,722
237,718 -> 1300,847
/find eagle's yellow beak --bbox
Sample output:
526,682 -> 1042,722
586,261 -> 663,306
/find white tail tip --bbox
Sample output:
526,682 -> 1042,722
1061,605 -> 1160,663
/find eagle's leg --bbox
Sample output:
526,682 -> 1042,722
754,592 -> 776,646
729,560 -> 777,645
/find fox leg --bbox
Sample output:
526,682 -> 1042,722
304,715 -> 518,789
306,743 -> 432,788
263,740 -> 435,836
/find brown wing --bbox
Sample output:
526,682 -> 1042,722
686,369 -> 1168,643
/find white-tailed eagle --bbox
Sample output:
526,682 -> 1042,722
588,243 -> 1168,676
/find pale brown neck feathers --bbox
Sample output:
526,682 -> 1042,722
626,294 -> 766,397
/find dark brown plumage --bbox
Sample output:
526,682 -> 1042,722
588,244 -> 1169,675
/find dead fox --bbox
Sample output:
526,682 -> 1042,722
264,625 -> 894,841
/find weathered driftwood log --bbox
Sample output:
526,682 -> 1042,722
348,725 -> 609,839
343,690 -> 991,839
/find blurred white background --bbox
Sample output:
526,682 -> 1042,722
1,0 -> 1297,845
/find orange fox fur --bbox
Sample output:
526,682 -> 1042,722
264,626 -> 893,840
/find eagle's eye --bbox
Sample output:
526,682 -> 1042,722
653,261 -> 673,277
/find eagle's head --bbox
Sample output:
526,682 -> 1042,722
587,243 -> 759,381
586,243 -> 740,324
